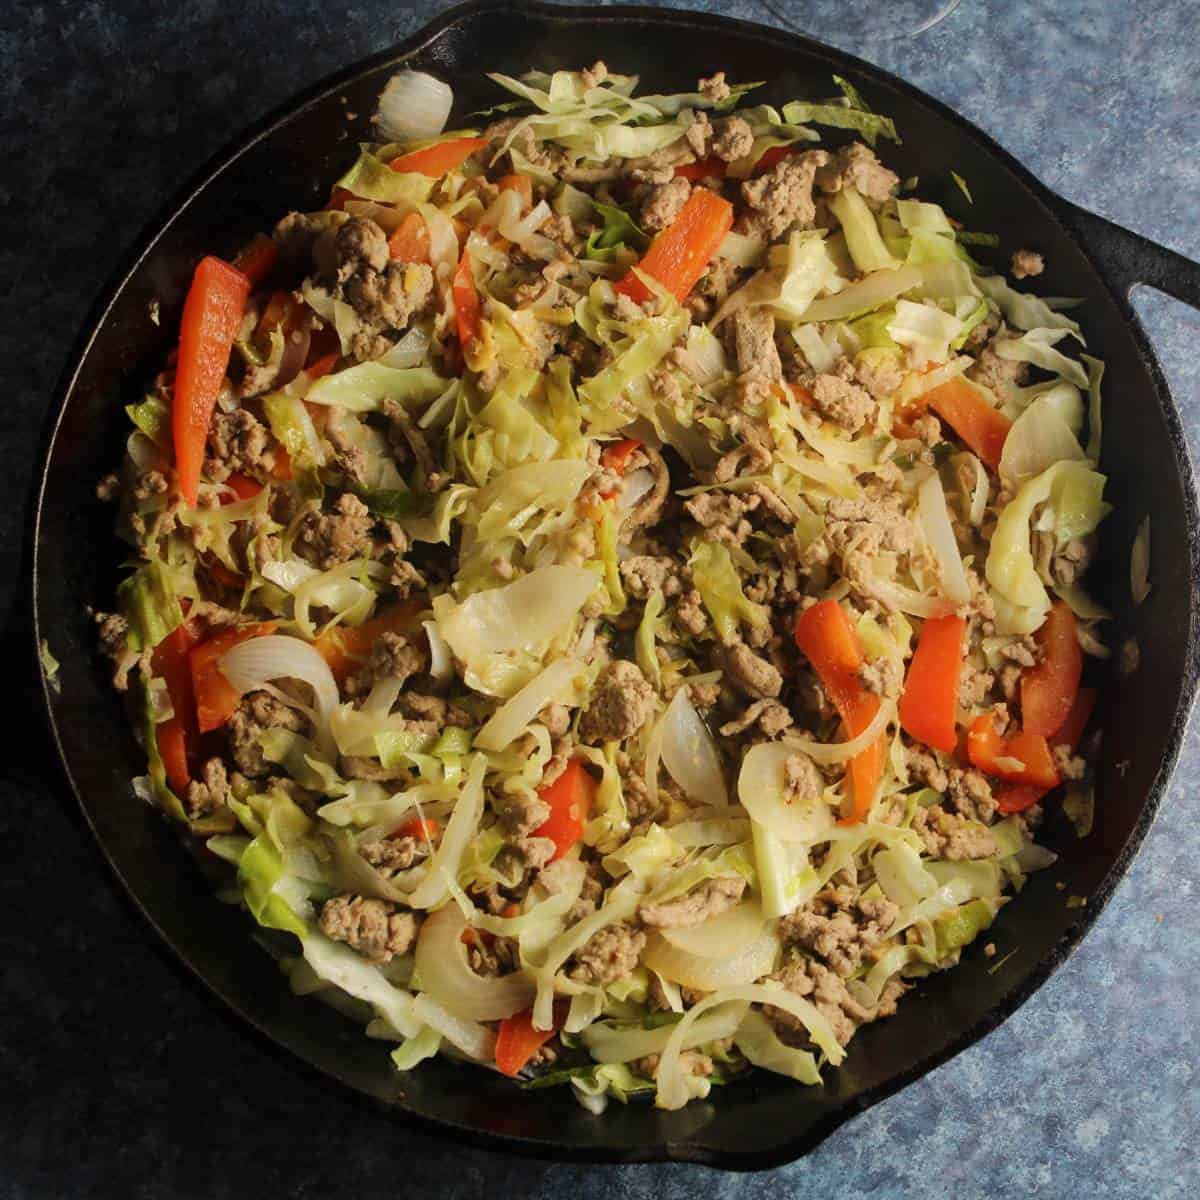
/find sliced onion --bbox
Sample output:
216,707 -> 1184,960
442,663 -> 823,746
418,202 -> 460,281
379,325 -> 431,369
737,742 -> 837,843
475,657 -> 583,751
498,198 -> 558,261
422,619 -> 452,684
868,577 -> 959,619
220,635 -> 340,758
407,756 -> 486,910
375,71 -> 453,143
660,901 -> 766,959
615,467 -> 656,515
918,470 -> 971,605
661,688 -> 727,807
412,993 -> 496,1062
413,903 -> 534,1020
642,927 -> 779,992
781,699 -> 897,765
951,452 -> 988,527
582,1001 -> 747,1065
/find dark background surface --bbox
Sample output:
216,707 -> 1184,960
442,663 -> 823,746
2,1 -> 1198,1196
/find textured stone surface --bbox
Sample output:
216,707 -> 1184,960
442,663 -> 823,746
1,1 -> 1198,1196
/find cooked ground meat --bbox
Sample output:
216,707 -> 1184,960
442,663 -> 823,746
852,353 -> 904,401
711,116 -> 754,162
946,767 -> 998,824
205,408 -> 270,482
785,751 -> 823,803
228,690 -> 310,777
767,954 -> 905,1046
968,338 -> 1030,393
318,895 -> 419,964
360,835 -> 428,873
907,746 -> 950,792
641,177 -> 693,231
698,72 -> 732,102
579,660 -> 656,743
811,366 -> 876,433
343,632 -> 428,698
721,640 -> 783,699
816,142 -> 899,208
779,885 -> 899,978
740,150 -> 830,240
1010,248 -> 1044,279
719,698 -> 794,738
183,757 -> 233,820
684,490 -> 759,548
493,788 -> 553,838
732,308 -> 784,386
858,656 -> 903,698
914,805 -> 998,860
568,921 -> 647,984
295,492 -> 375,569
639,876 -> 746,929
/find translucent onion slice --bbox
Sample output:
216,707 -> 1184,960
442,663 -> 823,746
661,688 -> 728,806
375,70 -> 453,143
778,699 -> 896,765
407,756 -> 486,910
413,903 -> 534,1021
917,470 -> 972,605
581,1001 -> 747,1065
412,993 -> 496,1062
737,742 -> 835,844
220,635 -> 340,759
660,901 -> 766,960
642,927 -> 779,992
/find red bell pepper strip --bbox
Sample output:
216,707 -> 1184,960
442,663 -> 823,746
533,758 -> 596,861
994,687 -> 1097,814
231,233 -> 278,289
674,156 -> 726,181
389,136 -> 488,177
325,187 -> 356,211
191,622 -> 278,733
387,211 -> 431,263
794,600 -> 884,823
967,713 -> 1059,789
452,247 -> 482,349
151,619 -> 201,792
223,473 -> 263,502
303,352 -> 339,382
600,438 -> 642,475
394,816 -> 442,841
899,615 -> 966,754
1020,602 -> 1083,737
613,189 -> 733,304
924,377 -> 1013,472
172,256 -> 251,507
495,1006 -> 563,1077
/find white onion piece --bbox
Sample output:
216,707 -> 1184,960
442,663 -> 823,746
412,993 -> 496,1062
220,635 -> 340,759
737,742 -> 837,844
661,688 -> 727,807
422,619 -> 453,684
498,198 -> 558,261
918,470 -> 972,605
375,70 -> 453,142
475,657 -> 583,751
1131,516 -> 1151,605
582,1001 -> 747,1065
418,203 -> 460,280
780,699 -> 897,766
435,565 -> 599,662
480,186 -> 522,232
642,927 -> 779,992
660,901 -> 766,960
380,325 -> 431,368
868,577 -> 959,619
615,467 -> 655,515
413,903 -> 534,1020
407,757 -> 486,910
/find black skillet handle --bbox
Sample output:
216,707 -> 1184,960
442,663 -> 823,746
1057,198 -> 1200,311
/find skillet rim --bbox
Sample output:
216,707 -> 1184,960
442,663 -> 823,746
29,0 -> 1200,1170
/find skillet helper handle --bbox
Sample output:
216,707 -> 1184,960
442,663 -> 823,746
1058,199 -> 1200,311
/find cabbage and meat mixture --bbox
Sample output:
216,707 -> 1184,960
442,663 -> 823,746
94,65 -> 1109,1111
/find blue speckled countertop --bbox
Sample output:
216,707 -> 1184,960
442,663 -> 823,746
1,1 -> 1198,1195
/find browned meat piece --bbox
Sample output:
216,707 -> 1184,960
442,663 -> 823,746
785,752 -> 823,803
913,805 -> 997,860
228,690 -> 310,777
580,660 -> 656,743
684,490 -> 759,549
779,885 -> 899,978
711,116 -> 754,162
334,217 -> 389,277
907,746 -> 950,792
1053,745 -> 1088,781
719,698 -> 794,738
740,150 -> 830,240
766,955 -> 905,1046
733,308 -> 784,388
623,445 -> 670,531
1010,249 -> 1044,279
852,353 -> 904,401
619,555 -> 688,600
967,335 -> 1030,393
339,260 -> 435,361
632,1050 -> 714,1081
183,756 -> 233,819
568,921 -> 646,984
698,72 -> 732,102
817,142 -> 899,208
318,895 -> 419,964
272,210 -> 343,274
685,110 -> 712,157
721,641 -> 783,699
343,632 -> 428,698
295,492 -> 374,569
639,877 -> 746,929
946,767 -> 997,823
204,408 -> 270,483
360,835 -> 428,873
858,656 -> 903,698
641,177 -> 693,231
493,788 -> 553,839
811,368 -> 876,433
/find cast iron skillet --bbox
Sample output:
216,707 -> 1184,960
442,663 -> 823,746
29,0 -> 1200,1170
